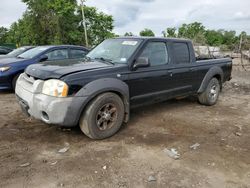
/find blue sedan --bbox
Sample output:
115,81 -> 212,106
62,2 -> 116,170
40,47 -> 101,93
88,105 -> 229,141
0,45 -> 89,90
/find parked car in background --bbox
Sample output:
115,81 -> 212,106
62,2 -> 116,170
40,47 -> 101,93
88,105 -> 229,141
0,46 -> 13,55
0,46 -> 34,59
0,45 -> 89,90
15,37 -> 232,139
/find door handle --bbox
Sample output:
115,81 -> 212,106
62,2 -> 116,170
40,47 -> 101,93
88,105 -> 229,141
168,71 -> 173,77
189,68 -> 196,71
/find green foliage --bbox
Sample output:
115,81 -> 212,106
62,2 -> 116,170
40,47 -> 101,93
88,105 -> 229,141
140,28 -> 155,37
1,1 -> 249,51
162,27 -> 177,38
205,30 -> 224,46
178,22 -> 206,45
204,29 -> 238,50
178,22 -> 205,38
79,6 -> 115,46
239,31 -> 250,50
222,30 -> 238,50
20,0 -> 78,45
124,32 -> 134,36
160,22 -> 249,50
2,0 -> 114,47
0,27 -> 8,44
5,12 -> 37,46
0,27 -> 8,34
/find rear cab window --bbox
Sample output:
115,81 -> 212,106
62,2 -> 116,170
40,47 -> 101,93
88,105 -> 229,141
173,42 -> 190,64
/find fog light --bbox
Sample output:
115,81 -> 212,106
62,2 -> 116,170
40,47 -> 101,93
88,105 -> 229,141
42,111 -> 49,121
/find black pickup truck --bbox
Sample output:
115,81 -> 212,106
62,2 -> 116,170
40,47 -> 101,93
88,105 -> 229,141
16,37 -> 232,139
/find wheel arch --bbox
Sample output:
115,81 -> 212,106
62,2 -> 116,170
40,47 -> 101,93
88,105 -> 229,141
198,66 -> 223,93
75,78 -> 130,125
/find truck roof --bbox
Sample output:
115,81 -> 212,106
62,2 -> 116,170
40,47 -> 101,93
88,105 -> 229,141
116,36 -> 191,43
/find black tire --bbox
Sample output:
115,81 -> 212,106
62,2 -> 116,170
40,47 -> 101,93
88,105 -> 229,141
79,92 -> 125,139
12,74 -> 21,91
198,78 -> 220,106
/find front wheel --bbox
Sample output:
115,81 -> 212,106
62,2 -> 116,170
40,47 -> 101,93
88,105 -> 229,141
79,92 -> 125,139
198,78 -> 220,106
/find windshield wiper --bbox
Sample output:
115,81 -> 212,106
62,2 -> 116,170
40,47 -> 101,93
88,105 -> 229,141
94,57 -> 115,65
17,56 -> 25,59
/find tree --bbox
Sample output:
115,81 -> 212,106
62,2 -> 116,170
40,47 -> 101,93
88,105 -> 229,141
178,22 -> 206,44
124,32 -> 134,36
77,6 -> 115,46
222,30 -> 238,50
205,30 -> 224,46
5,12 -> 37,46
21,0 -> 80,45
4,0 -> 115,46
240,31 -> 250,50
139,28 -> 155,37
162,27 -> 177,38
178,22 -> 205,38
0,27 -> 8,44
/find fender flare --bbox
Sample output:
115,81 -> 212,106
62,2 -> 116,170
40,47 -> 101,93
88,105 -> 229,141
75,78 -> 130,123
198,66 -> 224,93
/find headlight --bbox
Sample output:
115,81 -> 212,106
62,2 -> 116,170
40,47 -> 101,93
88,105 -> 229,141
42,79 -> 69,97
0,66 -> 10,72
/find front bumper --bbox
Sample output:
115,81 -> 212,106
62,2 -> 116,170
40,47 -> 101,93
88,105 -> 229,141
15,73 -> 87,127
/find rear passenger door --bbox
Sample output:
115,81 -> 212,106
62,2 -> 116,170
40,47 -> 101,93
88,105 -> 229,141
169,42 -> 195,95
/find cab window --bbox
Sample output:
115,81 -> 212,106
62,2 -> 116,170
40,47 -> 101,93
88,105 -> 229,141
45,49 -> 69,61
173,42 -> 190,64
139,42 -> 168,66
70,49 -> 87,59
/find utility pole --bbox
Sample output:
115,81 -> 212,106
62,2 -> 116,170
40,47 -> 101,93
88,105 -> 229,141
81,0 -> 88,47
239,33 -> 243,52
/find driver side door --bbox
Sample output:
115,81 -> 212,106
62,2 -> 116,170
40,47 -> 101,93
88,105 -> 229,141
128,41 -> 172,106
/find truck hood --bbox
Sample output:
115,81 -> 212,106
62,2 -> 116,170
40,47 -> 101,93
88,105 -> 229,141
0,57 -> 25,65
25,59 -> 112,80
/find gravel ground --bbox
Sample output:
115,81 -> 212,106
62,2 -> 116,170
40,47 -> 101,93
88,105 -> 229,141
0,60 -> 250,188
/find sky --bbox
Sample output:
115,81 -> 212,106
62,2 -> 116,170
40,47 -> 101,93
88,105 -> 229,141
0,0 -> 250,36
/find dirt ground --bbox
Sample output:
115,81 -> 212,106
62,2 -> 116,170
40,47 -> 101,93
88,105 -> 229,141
0,59 -> 250,188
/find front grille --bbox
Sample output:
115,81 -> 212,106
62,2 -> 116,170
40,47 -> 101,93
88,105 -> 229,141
19,73 -> 43,93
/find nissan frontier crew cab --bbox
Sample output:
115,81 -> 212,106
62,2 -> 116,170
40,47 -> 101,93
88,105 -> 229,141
16,37 -> 232,139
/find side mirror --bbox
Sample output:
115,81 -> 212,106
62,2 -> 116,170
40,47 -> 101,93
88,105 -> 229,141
133,57 -> 150,70
39,55 -> 48,62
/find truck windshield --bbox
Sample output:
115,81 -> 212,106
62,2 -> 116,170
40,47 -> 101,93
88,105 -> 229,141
87,39 -> 142,64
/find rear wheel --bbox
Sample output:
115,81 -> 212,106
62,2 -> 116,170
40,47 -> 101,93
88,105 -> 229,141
79,92 -> 125,139
198,78 -> 220,106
